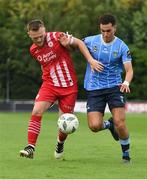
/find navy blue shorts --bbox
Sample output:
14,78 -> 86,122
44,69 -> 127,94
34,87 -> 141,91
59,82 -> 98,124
86,86 -> 125,113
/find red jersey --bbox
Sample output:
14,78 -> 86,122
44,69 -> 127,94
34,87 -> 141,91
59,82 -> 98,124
30,32 -> 77,87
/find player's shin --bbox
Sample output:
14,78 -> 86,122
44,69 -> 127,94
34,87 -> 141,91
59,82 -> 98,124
54,130 -> 68,159
19,115 -> 42,159
58,130 -> 68,143
28,115 -> 42,146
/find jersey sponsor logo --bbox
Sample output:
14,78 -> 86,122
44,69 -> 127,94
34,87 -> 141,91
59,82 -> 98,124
102,47 -> 109,53
37,50 -> 56,62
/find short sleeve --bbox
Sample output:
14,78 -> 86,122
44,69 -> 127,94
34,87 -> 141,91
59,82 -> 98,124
121,42 -> 132,63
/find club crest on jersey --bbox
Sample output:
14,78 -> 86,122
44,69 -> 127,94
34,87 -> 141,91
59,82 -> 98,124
48,41 -> 53,47
113,51 -> 118,58
93,46 -> 98,52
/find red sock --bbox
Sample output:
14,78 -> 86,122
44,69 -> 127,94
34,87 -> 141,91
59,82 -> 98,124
58,130 -> 68,143
28,115 -> 42,146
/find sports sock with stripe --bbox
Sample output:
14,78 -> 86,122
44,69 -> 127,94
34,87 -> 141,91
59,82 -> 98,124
28,115 -> 42,146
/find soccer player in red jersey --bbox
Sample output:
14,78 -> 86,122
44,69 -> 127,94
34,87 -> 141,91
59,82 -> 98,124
19,19 -> 100,159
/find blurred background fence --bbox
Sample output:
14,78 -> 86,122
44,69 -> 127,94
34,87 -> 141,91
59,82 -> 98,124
0,100 -> 147,113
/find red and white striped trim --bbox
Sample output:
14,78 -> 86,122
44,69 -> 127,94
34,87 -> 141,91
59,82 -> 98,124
63,60 -> 73,86
50,67 -> 60,86
56,63 -> 67,87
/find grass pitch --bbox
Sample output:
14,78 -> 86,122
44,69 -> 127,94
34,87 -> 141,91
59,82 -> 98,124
0,112 -> 147,179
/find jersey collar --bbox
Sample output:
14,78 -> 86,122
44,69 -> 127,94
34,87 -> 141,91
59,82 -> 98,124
100,35 -> 117,46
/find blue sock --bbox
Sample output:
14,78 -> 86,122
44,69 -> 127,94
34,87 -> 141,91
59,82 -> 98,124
103,120 -> 110,129
119,137 -> 130,157
123,151 -> 129,157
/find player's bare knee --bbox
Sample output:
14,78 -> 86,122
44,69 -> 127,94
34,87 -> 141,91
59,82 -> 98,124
90,127 -> 100,132
116,122 -> 126,131
89,122 -> 102,132
32,109 -> 43,116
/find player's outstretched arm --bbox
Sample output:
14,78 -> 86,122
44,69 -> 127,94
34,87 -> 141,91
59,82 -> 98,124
59,33 -> 104,72
72,37 -> 104,72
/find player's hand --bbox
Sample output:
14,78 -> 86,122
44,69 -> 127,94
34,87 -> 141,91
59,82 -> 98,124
58,32 -> 73,47
120,81 -> 130,93
89,59 -> 104,72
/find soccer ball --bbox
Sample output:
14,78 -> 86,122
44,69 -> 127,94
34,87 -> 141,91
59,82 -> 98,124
57,113 -> 79,134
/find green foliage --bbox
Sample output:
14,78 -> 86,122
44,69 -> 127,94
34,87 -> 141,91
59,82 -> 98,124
0,0 -> 147,100
131,1 -> 147,48
128,45 -> 147,100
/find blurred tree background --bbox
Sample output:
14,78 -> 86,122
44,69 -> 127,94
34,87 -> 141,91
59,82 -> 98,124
0,0 -> 147,100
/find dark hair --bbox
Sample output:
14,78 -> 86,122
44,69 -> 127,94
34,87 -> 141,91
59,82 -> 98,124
27,19 -> 44,31
99,14 -> 116,26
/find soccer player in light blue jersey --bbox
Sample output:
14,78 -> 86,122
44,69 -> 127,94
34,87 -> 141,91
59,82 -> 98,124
83,14 -> 133,163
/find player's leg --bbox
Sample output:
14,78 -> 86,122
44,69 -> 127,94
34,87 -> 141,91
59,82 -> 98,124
20,101 -> 52,158
54,92 -> 77,159
87,111 -> 103,132
86,89 -> 119,140
108,86 -> 131,162
86,89 -> 106,132
54,108 -> 67,159
111,107 -> 131,163
87,111 -> 119,141
104,117 -> 119,141
20,83 -> 56,159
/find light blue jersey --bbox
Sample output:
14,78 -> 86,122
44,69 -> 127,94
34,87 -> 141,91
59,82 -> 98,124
83,34 -> 132,90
